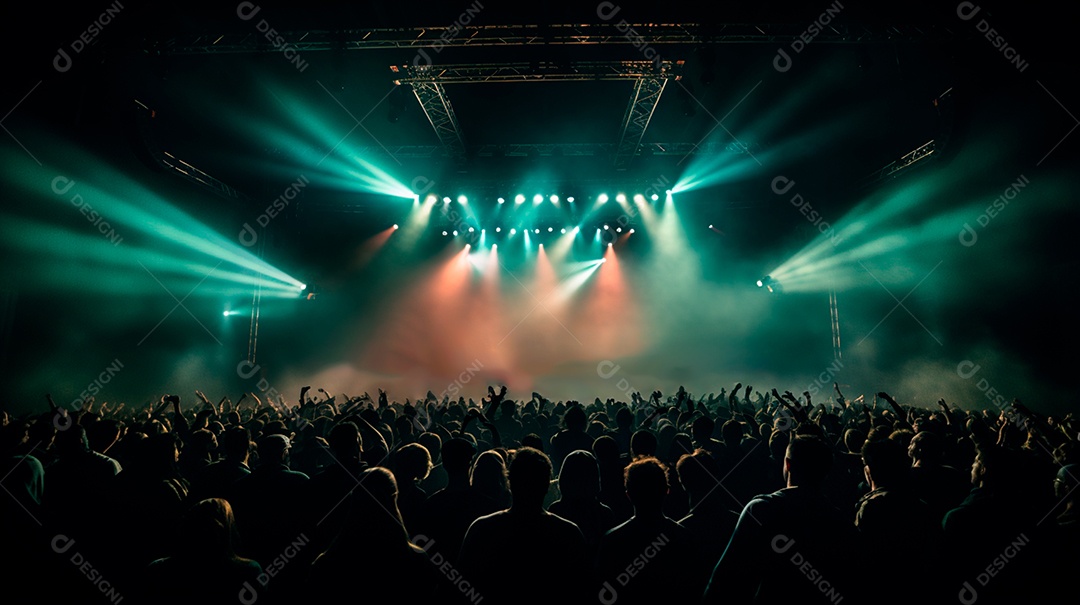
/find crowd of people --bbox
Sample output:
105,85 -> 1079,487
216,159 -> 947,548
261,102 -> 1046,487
1,382 -> 1077,604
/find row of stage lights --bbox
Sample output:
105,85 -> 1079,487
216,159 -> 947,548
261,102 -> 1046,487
440,225 -> 636,236
424,192 -> 670,205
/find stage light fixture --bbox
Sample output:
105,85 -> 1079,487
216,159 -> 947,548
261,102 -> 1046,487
598,193 -> 609,203
458,195 -> 468,204
567,196 -> 575,203
550,195 -> 559,203
533,194 -> 543,204
515,194 -> 525,204
498,197 -> 505,204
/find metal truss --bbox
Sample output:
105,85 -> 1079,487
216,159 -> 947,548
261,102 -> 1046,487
156,23 -> 962,55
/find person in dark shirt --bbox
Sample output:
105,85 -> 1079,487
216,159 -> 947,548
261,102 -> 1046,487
458,447 -> 591,605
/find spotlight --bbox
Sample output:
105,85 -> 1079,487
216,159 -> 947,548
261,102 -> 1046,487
426,194 -> 438,203
458,195 -> 468,204
515,194 -> 525,204
616,193 -> 626,203
498,197 -> 505,204
598,193 -> 609,203
442,230 -> 448,236
300,284 -> 308,291
757,275 -> 778,293
481,228 -> 485,234
616,227 -> 622,233
560,228 -> 566,234
601,258 -> 607,263
464,244 -> 471,250
539,243 -> 544,248
534,228 -> 540,234
550,195 -> 559,203
629,229 -> 635,233
533,194 -> 543,204
453,230 -> 459,236
603,224 -> 609,230
651,194 -> 659,201
495,227 -> 502,233
572,226 -> 580,233
634,194 -> 645,204
392,224 -> 399,230
223,310 -> 230,317
547,227 -> 553,232
567,196 -> 575,203
468,227 -> 475,233
709,224 -> 714,229
510,228 -> 517,235
492,244 -> 498,250
443,197 -> 451,204
608,242 -> 613,247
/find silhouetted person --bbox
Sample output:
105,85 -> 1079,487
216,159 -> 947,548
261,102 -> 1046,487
308,467 -> 436,603
908,430 -> 969,521
703,435 -> 859,605
418,437 -> 478,567
676,449 -> 739,567
190,426 -> 252,503
467,450 -> 511,516
309,422 -> 368,553
593,435 -> 632,523
855,438 -> 942,600
393,442 -> 432,532
459,447 -> 590,605
550,406 -> 593,472
596,456 -> 701,605
549,449 -> 616,554
141,498 -> 262,605
231,433 -> 313,598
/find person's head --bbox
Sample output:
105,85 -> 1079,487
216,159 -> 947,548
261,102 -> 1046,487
521,433 -> 544,451
1054,464 -> 1078,502
624,456 -> 669,515
441,437 -> 477,476
178,498 -> 242,558
592,435 -> 619,464
843,428 -> 867,455
970,444 -> 1018,488
184,429 -> 218,459
861,438 -> 910,490
470,450 -> 509,496
677,449 -> 720,503
783,436 -> 832,489
328,422 -> 363,460
616,407 -> 633,430
258,434 -> 291,466
417,432 -> 441,464
394,443 -> 433,483
221,426 -> 252,462
908,430 -> 943,465
508,447 -> 553,509
563,406 -> 587,432
721,419 -> 744,446
691,416 -> 715,444
630,430 -> 658,458
557,450 -> 601,500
